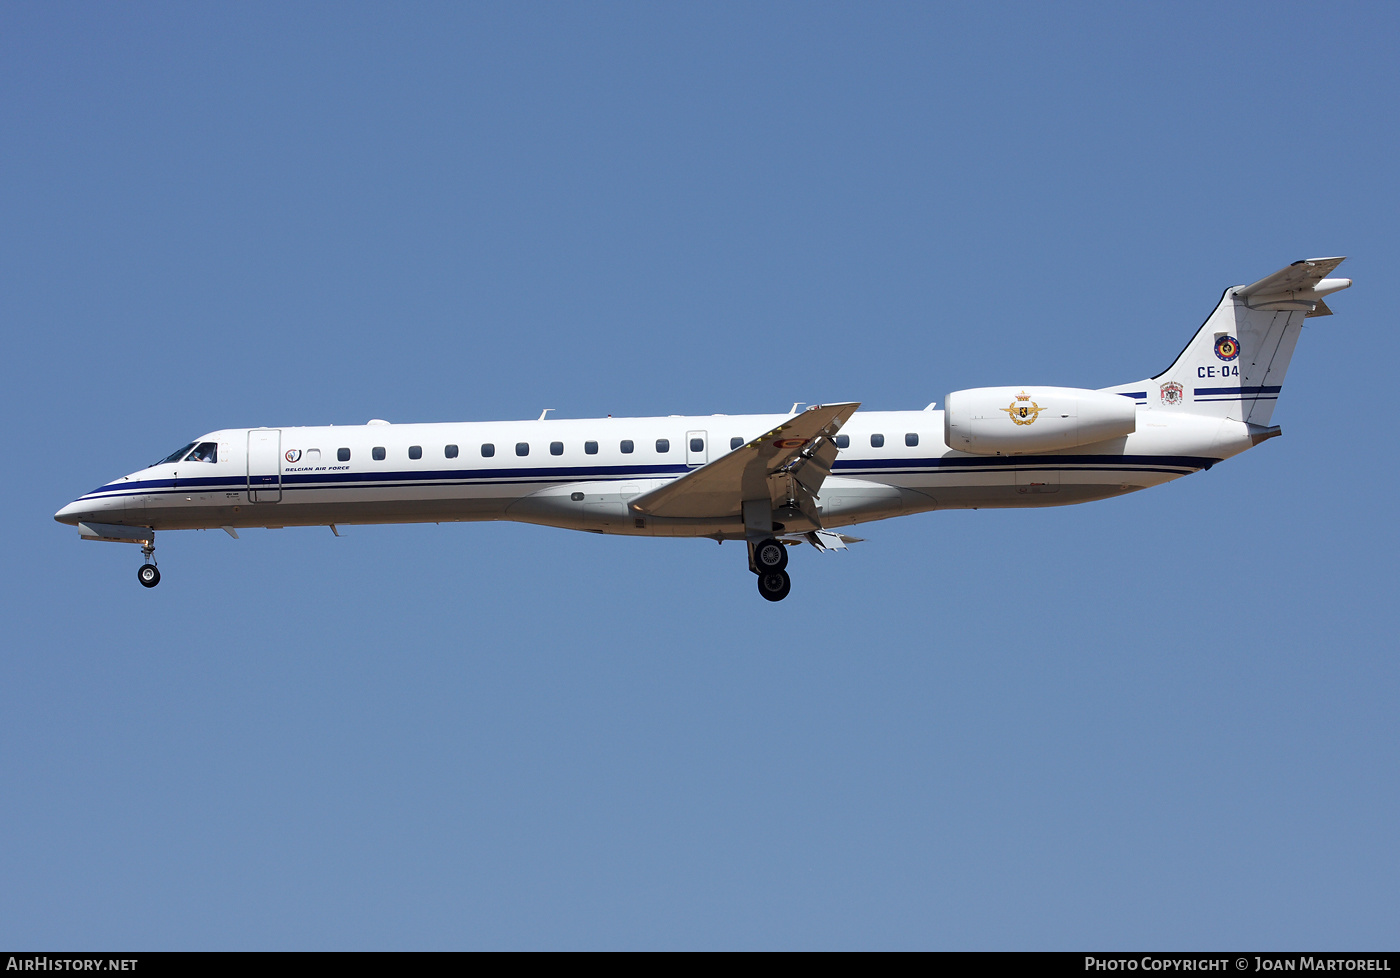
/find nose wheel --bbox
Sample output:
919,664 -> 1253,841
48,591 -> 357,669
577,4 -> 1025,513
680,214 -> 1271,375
137,541 -> 160,588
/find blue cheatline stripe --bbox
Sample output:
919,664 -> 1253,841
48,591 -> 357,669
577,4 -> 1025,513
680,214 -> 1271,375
840,465 -> 1197,476
78,462 -> 692,498
1194,385 -> 1282,395
78,453 -> 1216,502
1193,384 -> 1282,404
1117,392 -> 1147,400
831,453 -> 1213,472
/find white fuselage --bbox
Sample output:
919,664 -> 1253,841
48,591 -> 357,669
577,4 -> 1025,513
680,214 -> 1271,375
53,257 -> 1347,600
54,407 -> 1255,541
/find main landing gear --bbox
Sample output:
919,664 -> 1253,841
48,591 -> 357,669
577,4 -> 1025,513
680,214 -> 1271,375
137,541 -> 160,588
751,537 -> 792,602
752,537 -> 788,572
756,568 -> 791,602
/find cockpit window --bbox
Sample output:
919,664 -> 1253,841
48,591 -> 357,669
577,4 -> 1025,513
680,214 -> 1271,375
186,442 -> 218,463
158,442 -> 197,465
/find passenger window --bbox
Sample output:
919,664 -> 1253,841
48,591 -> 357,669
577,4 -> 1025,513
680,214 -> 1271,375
870,434 -> 885,448
306,449 -> 320,462
905,433 -> 919,447
372,447 -> 386,461
515,442 -> 529,456
409,445 -> 422,460
730,436 -> 744,450
550,441 -> 563,456
445,444 -> 459,459
656,438 -> 670,453
584,441 -> 598,455
621,440 -> 634,454
481,443 -> 495,457
690,437 -> 704,452
338,448 -> 351,462
835,434 -> 850,449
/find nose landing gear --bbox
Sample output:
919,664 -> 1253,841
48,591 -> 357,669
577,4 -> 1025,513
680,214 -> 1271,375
137,542 -> 160,588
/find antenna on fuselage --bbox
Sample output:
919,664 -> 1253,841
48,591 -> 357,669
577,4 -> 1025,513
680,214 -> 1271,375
538,408 -> 554,421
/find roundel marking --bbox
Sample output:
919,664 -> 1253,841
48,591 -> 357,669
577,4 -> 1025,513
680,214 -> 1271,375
1214,335 -> 1240,361
772,438 -> 809,449
285,449 -> 302,463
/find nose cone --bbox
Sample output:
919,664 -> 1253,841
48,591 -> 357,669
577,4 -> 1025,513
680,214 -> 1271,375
57,474 -> 141,526
55,498 -> 92,526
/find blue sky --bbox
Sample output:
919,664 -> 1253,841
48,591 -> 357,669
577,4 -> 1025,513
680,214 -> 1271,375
3,1 -> 1397,949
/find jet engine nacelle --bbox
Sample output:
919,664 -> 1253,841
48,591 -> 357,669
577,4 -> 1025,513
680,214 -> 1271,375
944,386 -> 1137,455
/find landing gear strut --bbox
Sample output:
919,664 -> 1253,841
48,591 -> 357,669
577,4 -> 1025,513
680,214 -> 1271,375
744,500 -> 793,602
137,541 -> 160,588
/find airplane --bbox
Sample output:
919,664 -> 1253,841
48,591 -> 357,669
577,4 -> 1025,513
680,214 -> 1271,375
55,257 -> 1351,601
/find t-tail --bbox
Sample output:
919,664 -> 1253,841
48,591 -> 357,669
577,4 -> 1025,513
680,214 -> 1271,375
1106,257 -> 1351,431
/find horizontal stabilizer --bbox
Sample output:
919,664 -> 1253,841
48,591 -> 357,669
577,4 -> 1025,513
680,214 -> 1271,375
1239,256 -> 1345,296
1238,256 -> 1350,317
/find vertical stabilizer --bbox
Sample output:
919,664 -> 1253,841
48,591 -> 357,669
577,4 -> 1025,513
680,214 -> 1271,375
1120,258 -> 1350,426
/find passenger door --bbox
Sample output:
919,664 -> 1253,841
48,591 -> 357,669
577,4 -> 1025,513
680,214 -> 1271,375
247,429 -> 282,503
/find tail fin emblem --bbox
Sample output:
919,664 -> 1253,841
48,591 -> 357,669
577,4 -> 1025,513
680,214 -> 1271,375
1001,391 -> 1042,425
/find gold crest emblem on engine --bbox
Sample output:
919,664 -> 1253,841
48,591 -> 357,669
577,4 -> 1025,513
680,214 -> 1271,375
1001,391 -> 1042,426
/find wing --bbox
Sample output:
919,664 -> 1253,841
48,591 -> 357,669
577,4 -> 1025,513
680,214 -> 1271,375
630,402 -> 860,520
